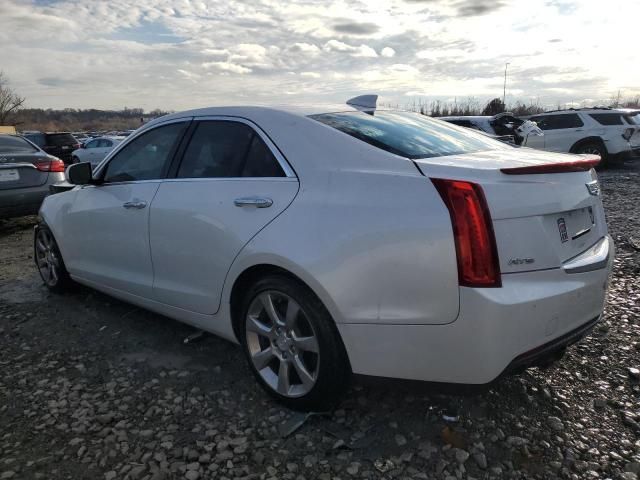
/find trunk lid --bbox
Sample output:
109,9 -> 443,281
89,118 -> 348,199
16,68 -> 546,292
414,147 -> 607,274
0,152 -> 51,190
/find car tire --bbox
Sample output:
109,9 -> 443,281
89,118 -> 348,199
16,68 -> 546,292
239,274 -> 351,411
574,141 -> 608,168
34,224 -> 73,293
71,156 -> 79,163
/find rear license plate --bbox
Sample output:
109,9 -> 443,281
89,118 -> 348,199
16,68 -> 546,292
61,146 -> 70,150
557,207 -> 595,242
0,169 -> 19,182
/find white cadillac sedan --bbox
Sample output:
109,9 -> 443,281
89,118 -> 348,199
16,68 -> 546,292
35,96 -> 613,410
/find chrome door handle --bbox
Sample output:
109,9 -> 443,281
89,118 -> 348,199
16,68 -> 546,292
122,200 -> 147,209
234,197 -> 273,208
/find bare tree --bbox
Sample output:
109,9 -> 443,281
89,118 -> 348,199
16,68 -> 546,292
0,72 -> 25,125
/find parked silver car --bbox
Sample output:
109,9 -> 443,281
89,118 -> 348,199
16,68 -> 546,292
0,134 -> 66,219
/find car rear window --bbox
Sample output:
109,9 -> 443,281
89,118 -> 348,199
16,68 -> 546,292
46,133 -> 78,146
0,135 -> 39,154
624,113 -> 640,125
309,111 -> 509,159
589,113 -> 624,126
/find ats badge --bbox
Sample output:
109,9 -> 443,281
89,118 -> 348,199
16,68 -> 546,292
557,217 -> 569,243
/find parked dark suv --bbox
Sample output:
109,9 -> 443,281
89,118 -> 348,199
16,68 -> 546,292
22,132 -> 80,164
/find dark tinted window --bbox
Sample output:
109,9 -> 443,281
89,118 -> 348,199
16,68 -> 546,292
177,121 -> 284,178
103,122 -> 187,183
446,119 -> 475,128
589,113 -> 624,126
98,139 -> 113,148
310,111 -> 509,159
24,133 -> 45,147
241,135 -> 285,177
0,135 -> 39,153
530,114 -> 583,130
85,139 -> 99,149
46,133 -> 77,146
625,113 -> 640,125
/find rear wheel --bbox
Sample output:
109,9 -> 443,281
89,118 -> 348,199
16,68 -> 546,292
34,224 -> 73,292
71,155 -> 79,163
240,275 -> 351,411
574,141 -> 608,167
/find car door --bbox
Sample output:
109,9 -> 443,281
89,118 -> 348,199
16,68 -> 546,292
81,139 -> 100,163
529,114 -> 585,152
95,139 -> 114,164
149,118 -> 299,314
60,120 -> 190,298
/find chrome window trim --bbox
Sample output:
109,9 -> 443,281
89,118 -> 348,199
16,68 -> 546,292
187,115 -> 296,178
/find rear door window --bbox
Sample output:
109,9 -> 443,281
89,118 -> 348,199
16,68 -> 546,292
530,114 -> 583,130
310,111 -> 509,159
589,113 -> 624,126
177,121 -> 285,178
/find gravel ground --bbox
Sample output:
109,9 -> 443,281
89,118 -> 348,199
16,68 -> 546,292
1,163 -> 639,480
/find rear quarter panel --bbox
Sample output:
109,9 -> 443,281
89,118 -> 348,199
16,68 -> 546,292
224,168 -> 460,326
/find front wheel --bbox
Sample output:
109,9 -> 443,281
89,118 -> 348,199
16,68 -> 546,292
240,275 -> 351,411
34,224 -> 73,292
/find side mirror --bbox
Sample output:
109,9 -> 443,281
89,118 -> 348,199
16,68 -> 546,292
66,162 -> 93,185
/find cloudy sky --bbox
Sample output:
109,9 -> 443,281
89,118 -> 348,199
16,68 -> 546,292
1,0 -> 638,111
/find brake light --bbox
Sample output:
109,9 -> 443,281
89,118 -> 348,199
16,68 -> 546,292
35,158 -> 65,172
431,178 -> 501,288
500,157 -> 600,174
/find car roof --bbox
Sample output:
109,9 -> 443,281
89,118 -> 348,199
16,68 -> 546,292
146,103 -> 392,128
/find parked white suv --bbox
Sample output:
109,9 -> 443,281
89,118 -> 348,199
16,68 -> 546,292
524,108 -> 640,164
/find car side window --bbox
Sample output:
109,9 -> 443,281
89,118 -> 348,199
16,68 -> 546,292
531,114 -> 583,130
98,139 -> 113,148
103,122 -> 187,183
241,134 -> 285,177
177,121 -> 284,178
85,140 -> 99,149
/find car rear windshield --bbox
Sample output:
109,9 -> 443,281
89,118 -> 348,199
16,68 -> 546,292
0,135 -> 39,154
46,133 -> 78,146
309,111 -> 510,159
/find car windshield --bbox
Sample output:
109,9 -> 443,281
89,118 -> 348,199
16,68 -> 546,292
47,133 -> 77,146
309,111 -> 510,159
0,135 -> 39,154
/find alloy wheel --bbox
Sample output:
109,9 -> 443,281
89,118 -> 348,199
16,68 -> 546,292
245,290 -> 320,398
35,229 -> 61,287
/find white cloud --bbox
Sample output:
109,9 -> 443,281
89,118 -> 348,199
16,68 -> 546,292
381,47 -> 396,58
202,61 -> 252,74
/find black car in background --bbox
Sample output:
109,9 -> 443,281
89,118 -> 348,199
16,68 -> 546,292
22,132 -> 80,164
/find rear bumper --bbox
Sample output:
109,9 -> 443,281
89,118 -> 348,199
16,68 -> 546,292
0,174 -> 65,219
338,236 -> 613,384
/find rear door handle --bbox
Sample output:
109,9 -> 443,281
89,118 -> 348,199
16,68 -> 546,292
234,197 -> 273,208
122,200 -> 147,209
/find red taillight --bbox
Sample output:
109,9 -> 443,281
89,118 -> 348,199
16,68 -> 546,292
431,178 -> 501,288
35,158 -> 65,172
500,157 -> 600,175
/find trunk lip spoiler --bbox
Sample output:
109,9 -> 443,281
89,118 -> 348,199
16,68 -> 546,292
500,156 -> 600,174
